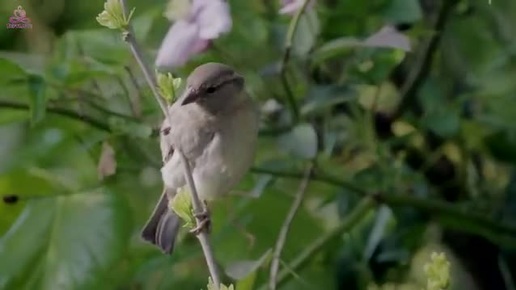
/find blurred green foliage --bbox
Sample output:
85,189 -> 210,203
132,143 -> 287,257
1,0 -> 516,289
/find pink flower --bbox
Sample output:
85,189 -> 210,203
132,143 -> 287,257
155,0 -> 232,69
279,0 -> 315,15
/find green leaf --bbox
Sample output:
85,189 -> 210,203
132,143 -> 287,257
97,10 -> 119,29
0,188 -> 131,290
170,186 -> 195,229
27,74 -> 47,125
313,26 -> 410,64
301,85 -> 356,117
207,277 -> 234,290
211,185 -> 323,266
226,248 -> 272,279
363,205 -> 393,260
96,0 -> 132,29
0,58 -> 27,84
423,252 -> 451,290
313,37 -> 360,63
292,9 -> 320,57
108,117 -> 153,138
421,108 -> 460,138
278,123 -> 317,159
0,52 -> 45,75
381,0 -> 422,23
157,72 -> 182,102
61,30 -> 130,65
229,249 -> 272,290
0,111 -> 30,125
133,8 -> 160,41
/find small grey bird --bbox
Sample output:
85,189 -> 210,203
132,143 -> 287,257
141,62 -> 260,254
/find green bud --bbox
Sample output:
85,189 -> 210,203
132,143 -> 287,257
157,72 -> 182,103
207,277 -> 234,290
169,186 -> 195,229
423,252 -> 451,290
96,0 -> 135,30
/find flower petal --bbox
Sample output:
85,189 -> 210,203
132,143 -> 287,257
279,0 -> 315,15
195,0 -> 232,39
155,21 -> 208,69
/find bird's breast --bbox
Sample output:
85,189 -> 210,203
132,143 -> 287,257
192,105 -> 259,200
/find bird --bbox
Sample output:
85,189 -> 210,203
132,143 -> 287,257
141,62 -> 260,254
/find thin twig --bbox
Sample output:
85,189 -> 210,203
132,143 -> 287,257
47,81 -> 139,121
118,0 -> 221,287
178,151 -> 221,286
394,0 -> 458,118
0,98 -> 292,140
258,197 -> 376,290
250,167 -> 516,240
0,100 -> 112,132
74,96 -> 136,120
119,0 -> 170,122
115,74 -> 140,118
269,164 -> 313,290
124,66 -> 143,118
279,0 -> 311,122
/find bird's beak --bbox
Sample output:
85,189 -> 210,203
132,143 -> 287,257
180,87 -> 198,106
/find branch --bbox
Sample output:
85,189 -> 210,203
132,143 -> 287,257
177,151 -> 221,285
0,100 -> 112,132
124,66 -> 143,118
393,0 -> 458,118
279,0 -> 311,123
118,25 -> 170,121
250,167 -> 516,241
259,197 -> 376,290
117,0 -> 221,286
269,164 -> 313,290
0,98 -> 296,142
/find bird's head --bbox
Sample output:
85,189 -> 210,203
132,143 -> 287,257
180,62 -> 246,113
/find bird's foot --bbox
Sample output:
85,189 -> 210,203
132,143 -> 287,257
190,200 -> 211,235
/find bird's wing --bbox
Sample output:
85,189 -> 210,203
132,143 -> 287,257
159,107 -> 217,190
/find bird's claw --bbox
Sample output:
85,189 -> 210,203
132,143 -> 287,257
189,200 -> 211,235
189,218 -> 210,235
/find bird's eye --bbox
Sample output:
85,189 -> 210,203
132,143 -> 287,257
206,86 -> 217,94
162,127 -> 171,136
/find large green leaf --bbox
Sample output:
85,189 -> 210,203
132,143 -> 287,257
292,9 -> 320,57
314,26 -> 411,64
0,188 -> 131,290
228,249 -> 272,290
0,58 -> 27,84
421,108 -> 461,138
278,123 -> 318,159
59,30 -> 130,65
133,7 -> 160,42
0,53 -> 45,76
300,85 -> 356,117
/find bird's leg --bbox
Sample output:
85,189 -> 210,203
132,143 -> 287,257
190,200 -> 211,235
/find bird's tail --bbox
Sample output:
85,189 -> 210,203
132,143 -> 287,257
141,189 -> 181,254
